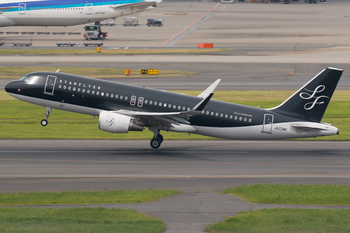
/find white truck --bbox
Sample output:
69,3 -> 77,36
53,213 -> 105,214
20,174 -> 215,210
84,25 -> 108,40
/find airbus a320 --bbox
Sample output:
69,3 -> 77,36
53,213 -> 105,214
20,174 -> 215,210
5,67 -> 343,149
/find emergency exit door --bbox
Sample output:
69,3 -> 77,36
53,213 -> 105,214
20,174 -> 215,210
44,75 -> 57,95
262,114 -> 274,134
85,3 -> 93,15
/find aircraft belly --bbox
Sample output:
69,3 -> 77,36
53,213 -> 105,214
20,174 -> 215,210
0,15 -> 16,27
8,93 -> 100,116
193,122 -> 339,140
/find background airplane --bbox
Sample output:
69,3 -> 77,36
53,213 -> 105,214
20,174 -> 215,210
0,0 -> 161,27
5,67 -> 343,149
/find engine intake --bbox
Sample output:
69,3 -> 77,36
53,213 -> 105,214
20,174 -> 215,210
98,111 -> 143,133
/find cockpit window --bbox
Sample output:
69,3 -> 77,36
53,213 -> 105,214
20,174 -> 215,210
19,76 -> 27,81
19,75 -> 39,84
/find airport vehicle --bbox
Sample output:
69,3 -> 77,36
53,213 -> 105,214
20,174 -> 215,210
100,19 -> 115,26
84,25 -> 107,40
123,16 -> 139,26
5,67 -> 342,149
221,0 -> 234,3
0,0 -> 161,27
147,18 -> 162,27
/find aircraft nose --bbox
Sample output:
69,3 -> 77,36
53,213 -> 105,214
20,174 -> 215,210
5,81 -> 19,94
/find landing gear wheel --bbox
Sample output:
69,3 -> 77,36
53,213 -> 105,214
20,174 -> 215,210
158,134 -> 163,143
150,137 -> 161,149
41,119 -> 48,127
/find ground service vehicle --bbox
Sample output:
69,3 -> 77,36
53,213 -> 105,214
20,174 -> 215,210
147,18 -> 163,27
84,25 -> 107,40
100,19 -> 116,26
123,17 -> 139,26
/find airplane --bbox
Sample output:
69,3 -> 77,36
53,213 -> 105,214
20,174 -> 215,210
0,0 -> 160,27
5,67 -> 343,149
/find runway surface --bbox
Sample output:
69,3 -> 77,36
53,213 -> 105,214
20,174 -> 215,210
1,139 -> 350,232
1,62 -> 350,91
1,140 -> 350,192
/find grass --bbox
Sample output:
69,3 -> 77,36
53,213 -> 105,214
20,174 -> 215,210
0,48 -> 231,55
0,66 -> 197,79
206,208 -> 350,233
0,189 -> 180,205
1,90 -> 349,140
0,207 -> 166,233
223,184 -> 350,205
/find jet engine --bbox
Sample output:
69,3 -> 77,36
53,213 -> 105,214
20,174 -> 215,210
98,111 -> 143,133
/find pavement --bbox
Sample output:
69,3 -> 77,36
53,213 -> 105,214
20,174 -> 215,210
3,192 -> 350,233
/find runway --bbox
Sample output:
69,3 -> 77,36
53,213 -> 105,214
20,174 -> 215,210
1,62 -> 350,91
1,140 -> 350,192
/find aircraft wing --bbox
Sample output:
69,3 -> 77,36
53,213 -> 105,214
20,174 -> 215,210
0,6 -> 18,12
101,79 -> 217,129
109,2 -> 158,10
113,93 -> 214,127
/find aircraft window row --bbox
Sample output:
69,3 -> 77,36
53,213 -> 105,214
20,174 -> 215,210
57,84 -> 253,122
202,110 -> 252,122
29,7 -> 84,10
58,84 -> 130,101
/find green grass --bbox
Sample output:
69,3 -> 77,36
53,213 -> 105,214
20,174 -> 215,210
0,189 -> 180,205
1,90 -> 350,140
206,208 -> 350,233
223,184 -> 350,205
0,48 -> 231,55
0,207 -> 166,233
0,66 -> 197,79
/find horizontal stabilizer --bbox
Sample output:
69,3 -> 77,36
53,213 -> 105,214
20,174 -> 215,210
291,123 -> 329,130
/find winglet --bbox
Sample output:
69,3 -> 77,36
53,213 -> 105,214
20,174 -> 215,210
193,93 -> 214,111
197,79 -> 221,99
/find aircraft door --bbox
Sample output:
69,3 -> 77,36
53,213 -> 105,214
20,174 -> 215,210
262,113 -> 274,134
19,3 -> 26,15
44,75 -> 57,95
85,3 -> 93,15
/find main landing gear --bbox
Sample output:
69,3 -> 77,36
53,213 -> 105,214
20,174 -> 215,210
150,133 -> 163,149
41,107 -> 51,127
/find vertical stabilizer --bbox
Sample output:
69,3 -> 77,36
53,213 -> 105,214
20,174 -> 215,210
269,67 -> 343,122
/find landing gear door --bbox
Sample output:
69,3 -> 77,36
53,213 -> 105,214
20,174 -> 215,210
44,75 -> 57,95
262,114 -> 274,134
19,3 -> 26,15
85,3 -> 93,15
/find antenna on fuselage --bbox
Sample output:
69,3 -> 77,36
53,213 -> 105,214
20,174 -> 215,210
56,69 -> 60,73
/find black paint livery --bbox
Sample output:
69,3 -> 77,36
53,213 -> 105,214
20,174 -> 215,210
5,67 -> 343,149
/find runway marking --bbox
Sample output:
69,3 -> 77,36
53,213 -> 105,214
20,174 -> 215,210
160,5 -> 218,47
166,12 -> 215,47
1,173 -> 350,183
0,158 -> 350,168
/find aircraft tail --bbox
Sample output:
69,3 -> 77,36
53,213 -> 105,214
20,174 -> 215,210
269,67 -> 343,122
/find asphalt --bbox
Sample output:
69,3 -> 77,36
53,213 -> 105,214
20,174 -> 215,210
1,140 -> 350,232
1,2 -> 350,232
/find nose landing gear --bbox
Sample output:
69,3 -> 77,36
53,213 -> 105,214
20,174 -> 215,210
41,107 -> 51,127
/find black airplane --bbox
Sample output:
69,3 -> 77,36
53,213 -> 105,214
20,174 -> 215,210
5,67 -> 343,149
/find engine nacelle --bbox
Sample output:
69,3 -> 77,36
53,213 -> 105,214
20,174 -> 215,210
98,111 -> 143,133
